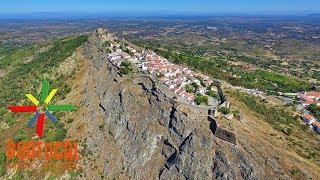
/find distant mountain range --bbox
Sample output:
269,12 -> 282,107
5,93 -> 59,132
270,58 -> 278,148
1,12 -> 319,20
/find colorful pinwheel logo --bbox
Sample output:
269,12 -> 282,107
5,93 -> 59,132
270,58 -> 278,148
8,80 -> 76,138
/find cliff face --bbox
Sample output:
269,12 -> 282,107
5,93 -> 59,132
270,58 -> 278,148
64,33 -> 318,180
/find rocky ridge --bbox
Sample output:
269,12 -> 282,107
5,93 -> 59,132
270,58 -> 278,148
63,31 -> 319,180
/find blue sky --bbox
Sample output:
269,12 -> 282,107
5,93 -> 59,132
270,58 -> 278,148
1,0 -> 319,15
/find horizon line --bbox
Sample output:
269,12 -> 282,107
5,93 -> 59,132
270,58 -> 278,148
0,11 -> 318,20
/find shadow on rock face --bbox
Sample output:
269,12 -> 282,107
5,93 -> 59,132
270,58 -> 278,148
209,117 -> 218,135
208,116 -> 237,145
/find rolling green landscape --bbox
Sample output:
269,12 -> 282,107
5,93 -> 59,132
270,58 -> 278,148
0,12 -> 320,179
0,35 -> 88,178
136,41 -> 313,94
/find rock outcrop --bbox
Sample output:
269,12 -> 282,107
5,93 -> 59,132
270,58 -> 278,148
64,31 -> 319,180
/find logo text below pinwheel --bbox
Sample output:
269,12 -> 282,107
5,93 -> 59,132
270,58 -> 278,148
8,80 -> 76,138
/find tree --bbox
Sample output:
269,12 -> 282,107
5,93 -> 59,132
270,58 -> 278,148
307,104 -> 320,119
195,93 -> 208,105
191,82 -> 199,90
218,107 -> 230,115
283,127 -> 293,136
0,151 -> 6,176
185,85 -> 195,93
120,61 -> 131,68
102,41 -> 111,47
206,90 -> 219,99
232,110 -> 240,116
120,61 -> 133,75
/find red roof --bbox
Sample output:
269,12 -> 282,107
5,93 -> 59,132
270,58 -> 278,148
171,87 -> 179,92
300,95 -> 316,105
186,93 -> 195,101
188,96 -> 195,101
179,91 -> 187,96
305,99 -> 316,105
312,121 -> 320,128
305,91 -> 320,97
176,89 -> 183,94
304,114 -> 314,121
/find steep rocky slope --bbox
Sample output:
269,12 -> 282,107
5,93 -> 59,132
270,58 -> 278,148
62,32 -> 320,180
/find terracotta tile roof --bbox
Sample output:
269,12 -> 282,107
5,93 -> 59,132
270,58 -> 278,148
189,96 -> 195,101
305,99 -> 316,105
171,87 -> 179,92
312,121 -> 320,128
300,95 -> 316,104
179,91 -> 187,96
176,89 -> 183,94
306,91 -> 320,97
304,114 -> 314,120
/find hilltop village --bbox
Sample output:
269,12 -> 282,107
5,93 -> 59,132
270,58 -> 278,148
99,29 -> 220,107
98,28 -> 320,134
